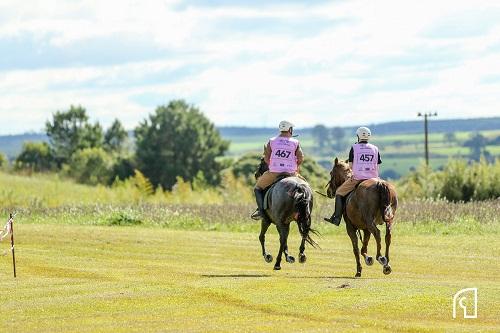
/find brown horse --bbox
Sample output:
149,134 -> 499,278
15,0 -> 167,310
326,158 -> 398,277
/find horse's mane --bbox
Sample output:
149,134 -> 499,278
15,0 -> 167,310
330,158 -> 352,189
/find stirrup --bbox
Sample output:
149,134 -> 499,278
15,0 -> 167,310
324,216 -> 341,226
250,209 -> 262,220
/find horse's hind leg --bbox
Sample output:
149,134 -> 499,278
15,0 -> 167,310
361,230 -> 373,266
298,237 -> 306,263
284,242 -> 295,264
259,219 -> 273,263
383,223 -> 392,275
346,222 -> 362,277
368,223 -> 387,266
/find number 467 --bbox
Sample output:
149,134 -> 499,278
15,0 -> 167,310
275,150 -> 291,158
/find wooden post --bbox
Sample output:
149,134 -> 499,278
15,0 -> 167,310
9,213 -> 16,278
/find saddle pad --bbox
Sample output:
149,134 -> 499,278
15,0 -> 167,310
263,184 -> 273,210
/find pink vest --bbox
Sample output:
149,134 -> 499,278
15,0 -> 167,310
269,136 -> 299,173
352,143 -> 379,180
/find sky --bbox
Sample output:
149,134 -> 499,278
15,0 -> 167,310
1,0 -> 500,134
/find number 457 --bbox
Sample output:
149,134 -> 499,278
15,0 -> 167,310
360,154 -> 374,161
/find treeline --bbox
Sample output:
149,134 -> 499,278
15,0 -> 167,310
8,100 -> 329,191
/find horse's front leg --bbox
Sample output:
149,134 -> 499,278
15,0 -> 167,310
274,223 -> 291,270
346,222 -> 362,277
361,229 -> 373,266
298,237 -> 306,263
383,223 -> 392,275
259,219 -> 273,263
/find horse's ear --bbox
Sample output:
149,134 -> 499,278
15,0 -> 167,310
334,157 -> 338,165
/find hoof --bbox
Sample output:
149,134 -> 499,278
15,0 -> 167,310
274,265 -> 281,271
355,272 -> 361,278
365,256 -> 374,266
377,256 -> 388,266
286,256 -> 295,264
383,264 -> 392,275
299,253 -> 307,263
264,253 -> 273,263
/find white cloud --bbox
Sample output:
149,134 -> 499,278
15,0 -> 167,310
0,0 -> 500,134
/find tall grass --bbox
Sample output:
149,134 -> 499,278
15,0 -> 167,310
0,171 -> 253,209
1,170 -> 498,235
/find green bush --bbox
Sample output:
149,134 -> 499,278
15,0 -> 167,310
398,157 -> 500,202
228,152 -> 262,186
106,212 -> 142,226
0,152 -> 7,169
15,142 -> 54,172
68,147 -> 113,185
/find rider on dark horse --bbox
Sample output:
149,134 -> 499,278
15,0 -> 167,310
251,120 -> 305,220
324,126 -> 382,226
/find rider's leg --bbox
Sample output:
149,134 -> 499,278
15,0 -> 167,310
324,195 -> 344,225
251,187 -> 266,220
324,178 -> 360,226
251,172 -> 277,220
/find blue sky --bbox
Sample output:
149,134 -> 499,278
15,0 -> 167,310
1,0 -> 500,134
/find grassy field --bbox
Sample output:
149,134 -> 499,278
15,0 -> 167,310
1,223 -> 499,332
0,171 -> 499,332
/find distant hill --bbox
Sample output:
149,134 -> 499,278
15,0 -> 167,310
1,117 -> 499,159
0,133 -> 48,159
219,117 -> 500,137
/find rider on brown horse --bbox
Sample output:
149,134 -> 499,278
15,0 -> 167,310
251,120 -> 305,220
324,126 -> 382,226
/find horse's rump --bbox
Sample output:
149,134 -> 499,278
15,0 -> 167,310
347,178 -> 397,226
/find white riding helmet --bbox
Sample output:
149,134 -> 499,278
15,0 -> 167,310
356,126 -> 371,141
278,120 -> 294,132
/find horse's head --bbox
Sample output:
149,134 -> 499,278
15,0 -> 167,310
254,149 -> 269,180
326,157 -> 352,198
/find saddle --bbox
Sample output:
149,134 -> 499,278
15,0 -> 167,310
263,173 -> 293,210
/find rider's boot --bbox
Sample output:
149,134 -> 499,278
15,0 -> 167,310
324,195 -> 343,226
251,188 -> 266,220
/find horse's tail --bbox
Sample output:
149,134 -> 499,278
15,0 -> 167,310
376,180 -> 394,223
294,184 -> 319,248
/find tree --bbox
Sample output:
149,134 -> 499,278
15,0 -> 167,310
331,127 -> 346,150
444,132 -> 456,146
14,142 -> 54,172
311,124 -> 330,150
134,100 -> 229,190
45,105 -> 103,166
68,147 -> 113,185
104,119 -> 128,153
463,133 -> 488,161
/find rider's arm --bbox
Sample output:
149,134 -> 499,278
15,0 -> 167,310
296,144 -> 304,166
348,147 -> 354,169
263,141 -> 271,165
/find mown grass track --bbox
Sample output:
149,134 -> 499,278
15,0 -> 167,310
1,223 -> 499,332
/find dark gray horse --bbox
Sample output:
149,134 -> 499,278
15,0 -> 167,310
255,158 -> 317,270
